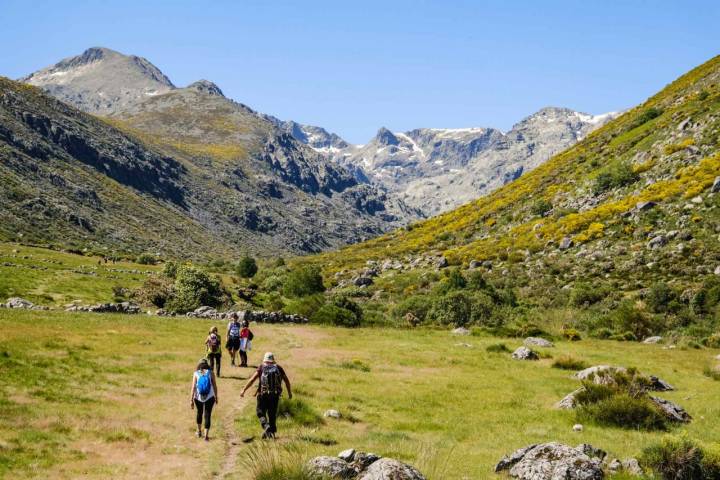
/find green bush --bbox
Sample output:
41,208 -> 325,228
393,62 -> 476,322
641,435 -> 720,479
393,295 -> 433,323
282,294 -> 324,318
261,275 -> 284,292
612,301 -> 657,340
136,253 -> 157,265
470,292 -> 496,325
283,266 -> 325,297
236,256 -> 258,278
165,265 -> 228,313
593,161 -> 639,195
569,282 -> 607,307
313,304 -> 360,328
552,355 -> 588,370
531,199 -> 553,217
647,282 -> 680,314
435,268 -> 467,294
562,328 -> 582,341
134,275 -> 174,308
428,291 -> 471,327
703,364 -> 720,381
162,261 -> 178,279
578,393 -> 668,430
632,107 -> 663,128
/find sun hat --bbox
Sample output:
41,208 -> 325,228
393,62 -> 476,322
263,352 -> 275,363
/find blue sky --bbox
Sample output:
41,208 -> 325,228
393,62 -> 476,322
1,0 -> 718,143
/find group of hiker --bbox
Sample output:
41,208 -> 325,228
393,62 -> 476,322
189,312 -> 292,441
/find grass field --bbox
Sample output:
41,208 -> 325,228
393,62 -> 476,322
2,309 -> 720,479
0,243 -> 158,306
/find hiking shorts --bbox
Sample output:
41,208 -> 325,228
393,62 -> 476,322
226,337 -> 240,350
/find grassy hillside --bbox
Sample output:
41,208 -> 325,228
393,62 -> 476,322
2,309 -> 719,479
284,55 -> 720,340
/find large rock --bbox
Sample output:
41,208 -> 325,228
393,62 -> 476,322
352,276 -> 374,287
559,237 -> 574,250
649,396 -> 692,423
3,297 -> 35,309
575,366 -> 626,382
512,346 -> 539,360
712,176 -> 720,193
524,337 -> 554,348
496,443 -> 604,479
451,327 -> 471,336
643,336 -> 662,344
647,235 -> 668,249
357,458 -> 426,480
306,456 -> 355,479
556,387 -> 585,409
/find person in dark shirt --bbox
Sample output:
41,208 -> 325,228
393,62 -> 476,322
240,352 -> 292,439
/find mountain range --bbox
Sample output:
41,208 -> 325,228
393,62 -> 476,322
4,46 -> 615,257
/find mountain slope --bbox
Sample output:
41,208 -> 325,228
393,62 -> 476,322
279,108 -> 617,216
11,48 -> 419,257
308,55 -> 720,308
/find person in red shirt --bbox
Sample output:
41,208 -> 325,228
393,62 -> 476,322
238,320 -> 252,367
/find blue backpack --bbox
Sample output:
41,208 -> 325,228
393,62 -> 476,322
197,370 -> 211,396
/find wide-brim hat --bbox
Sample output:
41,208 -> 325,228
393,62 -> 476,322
263,352 -> 275,363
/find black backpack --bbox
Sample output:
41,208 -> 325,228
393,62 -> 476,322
260,364 -> 282,395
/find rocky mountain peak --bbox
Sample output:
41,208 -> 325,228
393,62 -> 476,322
22,46 -> 175,115
187,79 -> 225,97
374,127 -> 399,146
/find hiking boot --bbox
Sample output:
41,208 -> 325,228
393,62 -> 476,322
196,430 -> 202,438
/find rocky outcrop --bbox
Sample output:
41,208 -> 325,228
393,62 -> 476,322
1,297 -> 48,310
649,396 -> 692,423
524,337 -> 554,348
512,346 -> 539,360
495,443 -> 605,479
185,307 -> 309,323
65,302 -> 141,314
306,450 -> 425,480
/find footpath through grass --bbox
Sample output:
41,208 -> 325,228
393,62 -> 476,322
1,310 -> 720,479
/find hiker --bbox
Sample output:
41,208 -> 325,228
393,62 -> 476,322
205,326 -> 222,377
240,352 -> 292,439
226,313 -> 241,367
238,319 -> 253,367
190,358 -> 218,441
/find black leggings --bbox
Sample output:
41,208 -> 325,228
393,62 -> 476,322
195,397 -> 215,429
256,393 -> 280,433
207,353 -> 221,376
239,350 -> 248,367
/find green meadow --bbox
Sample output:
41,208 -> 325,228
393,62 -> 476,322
2,308 -> 719,479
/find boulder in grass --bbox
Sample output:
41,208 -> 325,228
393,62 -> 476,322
357,458 -> 426,480
324,409 -> 342,419
4,297 -> 35,309
451,327 -> 471,336
556,387 -> 585,409
512,346 -> 539,360
575,365 -> 627,382
306,456 -> 355,479
524,337 -> 554,348
495,443 -> 604,479
338,449 -> 356,462
649,396 -> 692,423
643,336 -> 662,344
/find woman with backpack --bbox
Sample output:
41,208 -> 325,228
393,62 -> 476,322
226,313 -> 242,367
190,358 -> 218,441
205,326 -> 222,377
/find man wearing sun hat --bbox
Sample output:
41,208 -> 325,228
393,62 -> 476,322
240,352 -> 292,439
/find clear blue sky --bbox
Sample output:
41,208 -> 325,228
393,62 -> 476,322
1,0 -> 718,143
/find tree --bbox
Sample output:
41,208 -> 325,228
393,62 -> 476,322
282,265 -> 325,297
165,265 -> 228,313
236,256 -> 258,278
429,291 -> 472,327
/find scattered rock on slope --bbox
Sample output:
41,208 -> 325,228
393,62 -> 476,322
495,442 -> 604,479
512,346 -> 539,360
306,451 -> 426,480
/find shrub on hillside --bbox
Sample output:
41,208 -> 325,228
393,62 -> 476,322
593,161 -> 639,195
428,291 -> 472,327
282,266 -> 325,297
641,435 -> 720,480
486,343 -> 510,353
393,295 -> 433,324
470,292 -> 497,325
578,394 -> 668,430
531,198 -> 553,217
282,294 -> 324,318
632,107 -> 663,129
162,261 -> 178,279
435,268 -> 467,294
612,301 -> 658,340
134,275 -> 174,308
165,265 -> 228,313
312,304 -> 360,327
136,253 -> 157,265
569,282 -> 608,307
236,256 -> 258,278
646,282 -> 682,314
